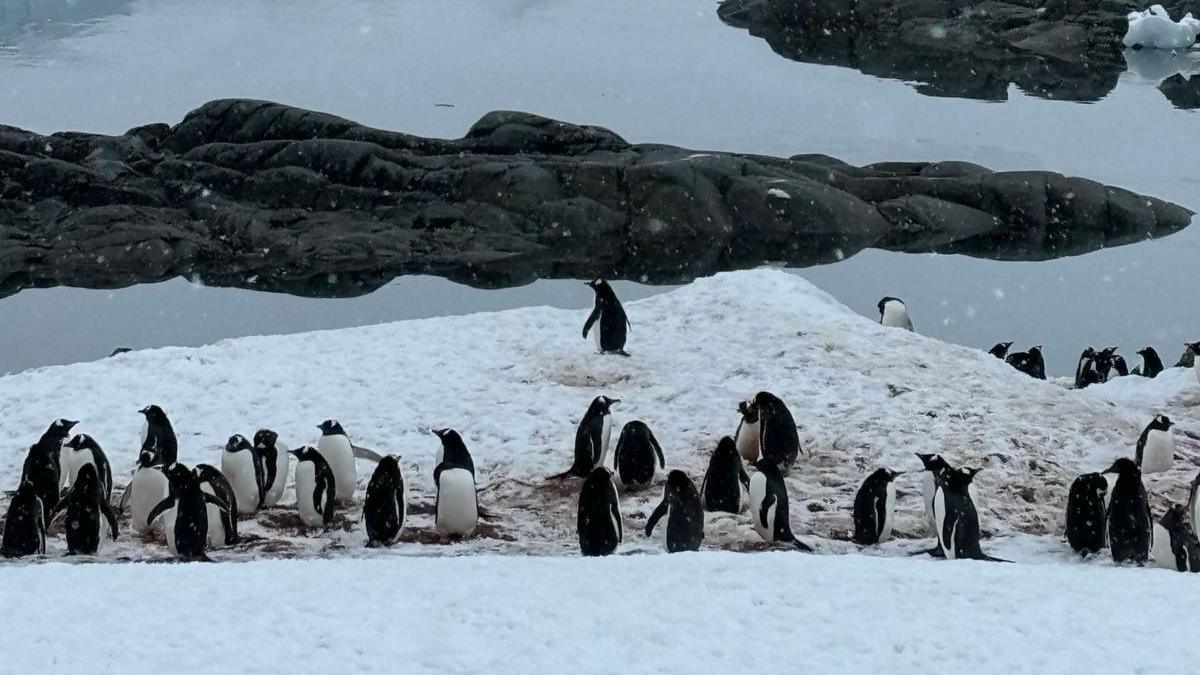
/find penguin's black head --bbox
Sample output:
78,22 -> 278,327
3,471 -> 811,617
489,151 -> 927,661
137,449 -> 158,469
139,405 -> 165,419
715,436 -> 738,456
943,466 -> 979,488
1137,347 -> 1154,357
737,399 -> 758,422
1154,414 -> 1173,431
1029,345 -> 1043,356
883,468 -> 905,481
1100,346 -> 1118,357
665,470 -> 695,497
1160,503 -> 1189,532
253,429 -> 279,450
290,446 -> 317,461
915,453 -> 948,473
162,462 -> 193,486
586,278 -> 610,291
1103,457 -> 1140,476
64,433 -> 86,451
74,462 -> 99,490
1081,347 -> 1096,358
42,418 -> 79,444
1187,342 -> 1200,354
225,434 -> 252,453
318,419 -> 345,436
591,396 -> 619,415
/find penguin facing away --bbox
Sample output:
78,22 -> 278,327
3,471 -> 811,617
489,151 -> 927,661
56,463 -> 119,556
916,453 -> 952,535
148,463 -> 228,561
1064,473 -> 1108,556
645,470 -> 704,553
1104,458 -> 1152,565
1135,415 -> 1175,474
932,467 -> 1007,562
1074,347 -> 1098,389
364,455 -> 407,547
1156,504 -> 1200,572
253,429 -> 290,508
1137,347 -> 1164,379
1,481 -> 46,558
551,396 -> 619,479
291,447 -> 336,528
877,296 -> 914,331
744,392 -> 802,469
988,342 -> 1013,359
748,460 -> 812,551
433,428 -> 476,478
194,463 -> 239,548
1110,352 -> 1129,379
577,466 -> 622,556
1006,346 -> 1046,380
62,434 -> 112,501
140,405 -> 178,466
433,429 -> 478,537
222,434 -> 265,514
701,437 -> 751,514
583,279 -> 630,356
612,421 -> 665,489
852,468 -> 903,546
21,418 -> 78,523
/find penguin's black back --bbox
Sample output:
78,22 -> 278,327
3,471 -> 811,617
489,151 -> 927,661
1106,462 -> 1152,564
364,457 -> 405,546
701,438 -> 748,514
171,471 -> 212,560
588,284 -> 629,353
852,469 -> 891,545
1140,348 -> 1164,379
937,471 -> 988,559
757,462 -> 796,542
655,472 -> 704,553
253,429 -> 282,492
63,464 -> 117,555
1,483 -> 45,558
311,453 -> 337,525
437,431 -> 475,477
577,468 -> 621,556
194,464 -> 239,546
20,446 -> 60,525
756,392 -> 801,468
613,421 -> 663,487
1160,505 -> 1200,572
570,405 -> 607,478
1065,473 -> 1107,555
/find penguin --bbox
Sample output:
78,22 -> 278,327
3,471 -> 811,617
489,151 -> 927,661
916,453 -> 953,534
748,460 -> 812,551
577,466 -> 622,556
1110,352 -> 1129,379
877,296 -> 914,331
363,455 -> 407,547
316,420 -> 357,503
1,481 -> 46,558
932,466 -> 1007,561
194,463 -> 239,548
612,421 -> 664,489
291,447 -> 336,528
21,418 -> 78,523
734,399 -> 761,463
988,342 -> 1013,359
433,429 -> 478,537
1093,347 -> 1120,383
1156,504 -> 1200,572
253,429 -> 289,508
700,436 -> 750,514
644,470 -> 704,553
1189,470 -> 1200,538
140,405 -> 178,465
1064,473 -> 1108,556
1188,342 -> 1200,384
126,450 -> 171,536
1137,347 -> 1164,379
1104,457 -> 1152,565
61,434 -> 112,501
582,279 -> 630,356
221,434 -> 264,514
1006,346 -> 1046,380
738,392 -> 801,469
55,463 -> 119,555
1074,347 -> 1097,389
852,468 -> 903,545
551,396 -> 619,479
1135,415 -> 1175,474
148,463 -> 228,561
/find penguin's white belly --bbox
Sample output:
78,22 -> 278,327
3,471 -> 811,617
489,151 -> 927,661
933,487 -> 952,557
317,437 -> 356,502
130,467 -> 169,535
748,472 -> 772,541
592,316 -> 602,350
880,482 -> 897,542
881,303 -> 912,330
1141,430 -> 1175,474
1103,473 -> 1118,513
1150,523 -> 1175,570
599,415 -> 614,469
436,468 -> 478,536
922,471 -> 936,533
294,462 -> 323,527
1193,361 -> 1199,385
738,482 -> 749,513
263,442 -> 290,507
200,483 -> 226,549
222,451 -> 261,514
63,449 -> 94,489
735,420 -> 761,463
1191,490 -> 1200,538
162,507 -> 179,554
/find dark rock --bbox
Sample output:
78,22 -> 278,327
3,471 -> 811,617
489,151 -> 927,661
0,99 -> 1191,298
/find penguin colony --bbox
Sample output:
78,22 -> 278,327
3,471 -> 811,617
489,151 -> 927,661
2,285 -> 1199,570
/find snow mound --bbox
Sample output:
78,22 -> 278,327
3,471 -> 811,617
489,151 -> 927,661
1124,4 -> 1200,49
1,269 -> 1197,562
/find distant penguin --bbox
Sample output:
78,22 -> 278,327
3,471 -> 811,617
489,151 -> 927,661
577,466 -> 622,556
1104,458 -> 1152,565
932,467 -> 1006,561
612,421 -> 664,489
433,429 -> 478,537
149,463 -> 228,561
552,396 -> 619,479
1154,504 -> 1200,572
1074,347 -> 1098,388
988,342 -> 1013,359
1188,342 -> 1200,384
737,392 -> 801,469
1190,471 -> 1200,537
316,420 -> 357,503
1137,347 -> 1164,379
253,429 -> 289,508
1110,352 -> 1129,379
222,434 -> 264,514
364,455 -> 407,547
748,460 -> 812,550
1,481 -> 46,558
583,279 -> 630,356
916,453 -> 952,534
852,468 -> 903,545
291,447 -> 336,528
1135,415 -> 1175,474
877,296 -> 914,331
1065,473 -> 1108,556
61,434 -> 112,501
1093,347 -> 1119,382
645,470 -> 704,553
194,463 -> 239,548
21,418 -> 77,523
57,463 -> 119,555
701,437 -> 750,514
1006,346 -> 1046,380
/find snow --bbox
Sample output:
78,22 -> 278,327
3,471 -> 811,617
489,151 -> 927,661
1124,5 -> 1200,49
766,187 -> 792,200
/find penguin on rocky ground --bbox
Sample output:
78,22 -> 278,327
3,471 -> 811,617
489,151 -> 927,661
852,468 -> 903,545
1006,346 -> 1045,380
878,297 -> 914,331
931,467 -> 1008,562
988,342 -> 1013,359
1,481 -> 46,558
54,463 -> 118,555
433,429 -> 478,537
748,459 -> 812,551
735,392 -> 801,469
577,466 -> 622,556
916,453 -> 953,535
1153,504 -> 1200,572
364,455 -> 406,547
21,418 -> 77,523
1065,473 -> 1108,556
701,437 -> 750,514
1104,458 -> 1152,565
222,434 -> 265,514
61,434 -> 112,502
122,405 -> 177,535
550,396 -> 619,479
1137,347 -> 1164,379
583,279 -> 630,356
193,464 -> 239,548
291,447 -> 336,529
612,421 -> 664,489
645,470 -> 704,553
148,463 -> 229,561
316,420 -> 357,503
1135,415 -> 1175,474
253,429 -> 289,508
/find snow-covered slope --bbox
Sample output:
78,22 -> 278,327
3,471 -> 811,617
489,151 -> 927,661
1124,4 -> 1200,49
0,269 -> 1197,561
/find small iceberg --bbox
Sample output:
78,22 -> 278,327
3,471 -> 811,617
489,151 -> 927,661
1123,47 -> 1200,83
1124,5 -> 1200,50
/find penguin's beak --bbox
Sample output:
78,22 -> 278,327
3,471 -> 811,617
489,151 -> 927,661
432,428 -> 447,438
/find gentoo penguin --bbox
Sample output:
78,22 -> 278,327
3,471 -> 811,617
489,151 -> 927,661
932,467 -> 1007,561
1110,351 -> 1129,379
290,447 -> 335,528
1189,471 -> 1200,537
1064,473 -> 1108,556
736,392 -> 801,469
877,296 -> 914,331
852,468 -> 903,545
194,463 -> 239,548
577,466 -> 622,556
433,429 -> 478,537
363,455 -> 407,547
582,279 -> 630,356
916,453 -> 953,534
222,434 -> 264,514
644,470 -> 704,553
988,342 -> 1013,359
734,399 -> 761,463
253,429 -> 289,507
1135,415 -> 1175,474
1137,347 -> 1164,379
612,421 -> 664,489
1,481 -> 46,558
123,405 -> 177,535
1104,458 -> 1152,565
1006,346 -> 1046,380
1155,504 -> 1200,572
551,396 -> 619,479
148,463 -> 228,561
61,434 -> 112,501
1188,342 -> 1200,384
21,418 -> 78,523
748,459 -> 812,551
316,420 -> 357,503
140,405 -> 178,465
700,437 -> 750,514
1074,347 -> 1097,389
56,463 -> 119,555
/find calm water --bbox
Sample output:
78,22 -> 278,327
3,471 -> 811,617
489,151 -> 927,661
0,0 -> 1196,375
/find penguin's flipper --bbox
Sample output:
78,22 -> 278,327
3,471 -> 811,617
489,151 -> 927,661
908,546 -> 945,558
650,435 -> 666,470
100,499 -> 120,540
202,492 -> 230,513
582,307 -> 600,340
971,553 -> 1013,563
790,536 -> 814,552
146,496 -> 177,526
612,350 -> 632,357
758,493 -> 776,530
117,483 -> 134,513
544,470 -> 574,481
645,499 -> 668,538
352,446 -> 385,463
251,450 -> 267,509
738,465 -> 751,491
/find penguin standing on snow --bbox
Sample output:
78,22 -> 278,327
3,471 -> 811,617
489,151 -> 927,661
1006,346 -> 1046,380
916,453 -> 953,534
988,342 -> 1013,359
701,437 -> 750,514
1187,342 -> 1200,384
55,463 -> 119,555
61,434 -> 112,501
748,460 -> 812,551
253,429 -> 289,508
551,396 -> 619,479
1155,504 -> 1200,573
582,279 -> 630,356
877,297 -> 914,331
645,470 -> 704,553
612,421 -> 664,489
316,420 -> 357,503
222,434 -> 265,514
124,405 -> 178,535
734,399 -> 761,463
433,429 -> 478,537
1074,347 -> 1097,389
1189,471 -> 1200,537
932,467 -> 1007,561
852,468 -> 903,545
1104,458 -> 1152,565
1135,415 -> 1175,474
21,418 -> 78,523
1137,347 -> 1164,379
291,447 -> 336,528
737,392 -> 802,469
1065,473 -> 1108,556
363,455 -> 407,547
1,481 -> 46,558
577,466 -> 622,556
1109,350 -> 1129,379
194,464 -> 239,548
149,463 -> 228,560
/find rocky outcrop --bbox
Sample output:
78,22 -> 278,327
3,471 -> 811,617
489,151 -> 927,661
718,0 -> 1200,105
0,99 -> 1192,297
